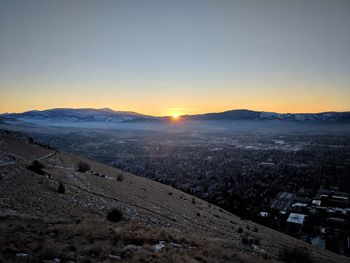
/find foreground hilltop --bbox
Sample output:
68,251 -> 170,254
0,131 -> 346,263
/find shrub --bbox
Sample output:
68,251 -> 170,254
279,247 -> 313,263
241,233 -> 260,246
117,174 -> 124,182
241,234 -> 250,245
191,198 -> 196,205
27,160 -> 45,175
237,227 -> 244,234
77,162 -> 90,173
57,181 -> 65,194
106,208 -> 123,222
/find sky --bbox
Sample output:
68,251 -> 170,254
0,0 -> 349,116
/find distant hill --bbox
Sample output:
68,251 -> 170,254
0,130 -> 347,262
186,109 -> 350,123
1,108 -> 154,124
1,108 -> 350,125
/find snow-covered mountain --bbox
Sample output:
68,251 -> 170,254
1,108 -> 153,124
186,109 -> 350,123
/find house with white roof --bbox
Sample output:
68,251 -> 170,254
286,212 -> 306,233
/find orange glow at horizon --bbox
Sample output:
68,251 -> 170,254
171,113 -> 182,121
1,99 -> 350,117
0,84 -> 349,116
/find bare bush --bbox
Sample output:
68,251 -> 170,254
107,208 -> 123,222
117,174 -> 124,182
57,181 -> 65,194
279,247 -> 313,263
27,160 -> 45,175
241,233 -> 260,246
77,161 -> 90,173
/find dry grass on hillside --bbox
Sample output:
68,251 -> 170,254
0,214 -> 274,263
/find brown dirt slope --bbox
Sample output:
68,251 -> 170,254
0,130 -> 347,263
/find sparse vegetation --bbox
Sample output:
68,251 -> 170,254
117,174 -> 124,182
77,161 -> 90,173
279,247 -> 313,263
27,160 -> 45,175
241,233 -> 260,246
57,181 -> 65,194
0,216 -> 214,263
106,208 -> 123,222
241,234 -> 250,245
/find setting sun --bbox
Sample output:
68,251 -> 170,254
172,113 -> 179,119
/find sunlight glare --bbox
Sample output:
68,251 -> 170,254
172,113 -> 180,120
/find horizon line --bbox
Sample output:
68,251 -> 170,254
1,107 -> 350,117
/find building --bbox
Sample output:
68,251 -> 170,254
286,213 -> 306,233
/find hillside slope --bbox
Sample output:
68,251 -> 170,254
0,130 -> 347,263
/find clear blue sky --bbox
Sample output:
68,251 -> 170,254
1,0 -> 349,115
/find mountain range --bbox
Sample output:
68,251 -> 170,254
1,108 -> 350,124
